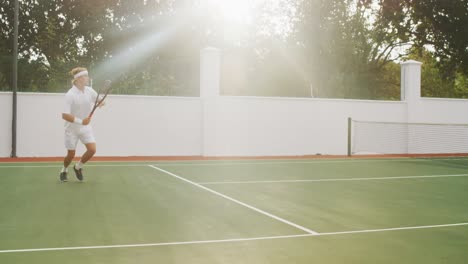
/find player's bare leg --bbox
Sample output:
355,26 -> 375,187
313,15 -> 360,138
60,150 -> 75,182
73,143 -> 96,181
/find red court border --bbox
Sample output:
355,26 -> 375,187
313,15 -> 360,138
1,153 -> 468,163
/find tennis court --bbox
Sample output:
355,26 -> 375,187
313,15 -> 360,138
1,157 -> 467,263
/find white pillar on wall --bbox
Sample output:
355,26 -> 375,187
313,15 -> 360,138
401,60 -> 423,121
401,60 -> 422,153
400,60 -> 422,103
200,47 -> 221,97
200,47 -> 221,156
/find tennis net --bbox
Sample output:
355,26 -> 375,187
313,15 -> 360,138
349,119 -> 468,156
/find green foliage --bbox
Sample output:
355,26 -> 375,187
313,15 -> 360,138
267,0 -> 402,99
409,0 -> 468,74
0,0 -> 466,98
408,48 -> 468,98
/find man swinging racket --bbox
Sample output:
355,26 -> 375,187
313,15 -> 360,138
59,67 -> 111,182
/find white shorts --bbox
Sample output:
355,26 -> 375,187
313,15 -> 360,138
64,125 -> 96,150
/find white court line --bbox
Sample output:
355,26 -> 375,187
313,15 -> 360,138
198,173 -> 468,185
0,164 -> 149,168
0,234 -> 311,254
148,165 -> 318,235
318,223 -> 468,236
1,157 -> 468,168
1,222 -> 467,254
154,158 -> 468,167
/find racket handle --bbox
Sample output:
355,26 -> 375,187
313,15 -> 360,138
88,109 -> 96,118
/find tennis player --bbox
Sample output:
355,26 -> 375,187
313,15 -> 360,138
59,67 -> 104,182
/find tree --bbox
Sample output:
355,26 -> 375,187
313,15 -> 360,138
376,0 -> 468,96
283,0 -> 402,99
408,47 -> 468,98
0,0 -> 465,98
410,0 -> 467,74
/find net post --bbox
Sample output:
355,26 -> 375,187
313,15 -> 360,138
347,117 -> 352,157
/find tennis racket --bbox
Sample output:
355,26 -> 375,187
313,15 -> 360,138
89,80 -> 112,118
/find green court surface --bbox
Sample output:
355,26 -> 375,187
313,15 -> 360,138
1,158 -> 468,263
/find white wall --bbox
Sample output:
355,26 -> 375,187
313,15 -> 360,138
412,98 -> 468,124
203,96 -> 406,156
2,92 -> 468,158
409,98 -> 468,154
2,52 -> 468,158
0,92 -> 202,157
92,95 -> 202,157
0,94 -> 12,157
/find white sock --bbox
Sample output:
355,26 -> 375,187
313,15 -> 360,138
75,161 -> 84,169
61,167 -> 68,173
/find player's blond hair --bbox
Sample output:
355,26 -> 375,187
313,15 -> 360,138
70,67 -> 88,84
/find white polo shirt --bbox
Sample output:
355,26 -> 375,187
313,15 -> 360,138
63,85 -> 98,129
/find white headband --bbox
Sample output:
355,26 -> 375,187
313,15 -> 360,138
74,71 -> 88,79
